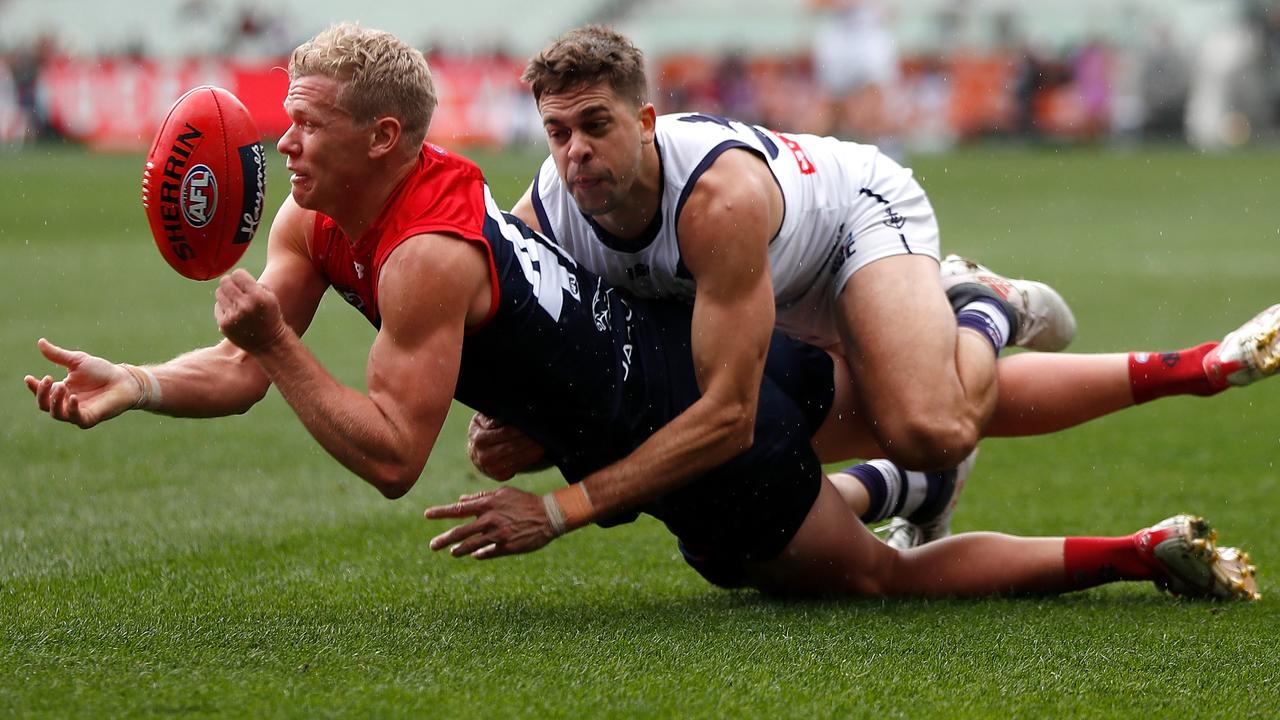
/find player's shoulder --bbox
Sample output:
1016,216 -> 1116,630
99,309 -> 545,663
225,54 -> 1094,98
379,229 -> 492,304
675,141 -> 780,236
395,143 -> 490,225
656,112 -> 747,140
684,144 -> 775,204
268,194 -> 318,248
417,142 -> 485,188
386,228 -> 486,266
656,111 -> 720,128
657,113 -> 772,183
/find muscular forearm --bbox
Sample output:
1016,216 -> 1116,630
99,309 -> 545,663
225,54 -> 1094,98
579,394 -> 754,521
146,342 -> 270,417
248,329 -> 427,497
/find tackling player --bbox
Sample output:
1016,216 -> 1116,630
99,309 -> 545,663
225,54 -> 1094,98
24,23 -> 1260,601
468,25 -> 1280,546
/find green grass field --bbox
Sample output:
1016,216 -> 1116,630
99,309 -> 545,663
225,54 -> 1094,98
3,143 -> 1279,718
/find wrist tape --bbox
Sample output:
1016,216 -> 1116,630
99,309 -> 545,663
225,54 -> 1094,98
543,483 -> 593,537
121,364 -> 162,410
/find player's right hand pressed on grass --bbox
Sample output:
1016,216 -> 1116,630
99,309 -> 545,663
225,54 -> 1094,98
467,412 -> 548,481
24,338 -> 141,428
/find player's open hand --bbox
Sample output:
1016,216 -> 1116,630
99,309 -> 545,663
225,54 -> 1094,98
467,412 -> 548,481
215,269 -> 287,354
24,338 -> 138,428
425,486 -> 557,559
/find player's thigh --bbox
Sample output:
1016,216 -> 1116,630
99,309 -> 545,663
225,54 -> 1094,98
744,476 -> 896,597
836,253 -> 959,409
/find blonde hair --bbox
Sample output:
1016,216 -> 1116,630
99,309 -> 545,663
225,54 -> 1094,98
289,23 -> 437,147
523,25 -> 648,106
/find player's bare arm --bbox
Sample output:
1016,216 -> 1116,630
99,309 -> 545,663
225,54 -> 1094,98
25,196 -> 328,426
432,160 -> 799,559
553,149 -> 782,519
427,151 -> 782,558
218,232 -> 488,498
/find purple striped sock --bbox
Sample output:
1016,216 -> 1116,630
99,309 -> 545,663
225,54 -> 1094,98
844,461 -> 902,523
956,298 -> 1012,353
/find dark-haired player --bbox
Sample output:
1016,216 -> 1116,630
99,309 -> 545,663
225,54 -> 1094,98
468,25 -> 1280,548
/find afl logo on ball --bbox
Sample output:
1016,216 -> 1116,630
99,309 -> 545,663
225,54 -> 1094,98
181,164 -> 218,228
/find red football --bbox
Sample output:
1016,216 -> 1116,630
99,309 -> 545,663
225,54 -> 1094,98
142,86 -> 267,280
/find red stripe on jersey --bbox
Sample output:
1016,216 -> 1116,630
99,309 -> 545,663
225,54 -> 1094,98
777,133 -> 816,175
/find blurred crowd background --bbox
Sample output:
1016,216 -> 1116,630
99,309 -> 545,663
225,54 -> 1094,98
2,0 -> 1279,153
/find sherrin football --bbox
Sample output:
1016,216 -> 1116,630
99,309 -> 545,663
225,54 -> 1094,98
142,86 -> 267,280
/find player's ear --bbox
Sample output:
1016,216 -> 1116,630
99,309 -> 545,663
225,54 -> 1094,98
368,116 -> 402,159
638,103 -> 657,145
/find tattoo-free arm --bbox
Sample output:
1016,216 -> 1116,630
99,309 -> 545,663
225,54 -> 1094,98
219,233 -> 488,498
575,149 -> 781,521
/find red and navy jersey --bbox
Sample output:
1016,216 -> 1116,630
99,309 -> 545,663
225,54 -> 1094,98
308,143 -> 687,480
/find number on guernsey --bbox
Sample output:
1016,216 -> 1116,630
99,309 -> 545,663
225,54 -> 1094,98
483,186 -> 580,320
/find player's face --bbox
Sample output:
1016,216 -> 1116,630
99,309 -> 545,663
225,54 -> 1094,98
537,83 -> 654,217
277,75 -> 372,213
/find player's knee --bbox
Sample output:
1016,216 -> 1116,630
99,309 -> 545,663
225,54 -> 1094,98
876,413 -> 978,471
835,551 -> 900,597
846,545 -> 912,597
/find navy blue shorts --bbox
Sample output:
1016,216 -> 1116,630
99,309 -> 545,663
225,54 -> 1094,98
552,298 -> 835,579
645,372 -> 825,562
763,332 -> 834,436
633,320 -> 834,574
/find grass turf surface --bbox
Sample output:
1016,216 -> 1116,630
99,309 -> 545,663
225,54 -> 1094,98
2,144 -> 1279,717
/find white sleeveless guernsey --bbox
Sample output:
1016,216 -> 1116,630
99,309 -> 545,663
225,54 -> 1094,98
530,112 -> 940,347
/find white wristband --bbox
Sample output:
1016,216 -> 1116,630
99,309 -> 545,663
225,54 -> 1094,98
139,366 -> 162,408
543,493 -> 567,537
121,364 -> 162,411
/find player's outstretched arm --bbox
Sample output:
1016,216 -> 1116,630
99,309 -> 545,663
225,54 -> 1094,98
25,197 -> 330,427
426,486 -> 557,558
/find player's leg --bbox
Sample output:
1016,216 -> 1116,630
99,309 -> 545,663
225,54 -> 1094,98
826,158 -> 1077,471
828,449 -> 976,548
835,252 -> 997,470
813,302 -> 1280,447
987,301 -> 1280,436
744,477 -> 1061,597
988,352 -> 1139,435
744,477 -> 1259,600
745,477 -> 1066,596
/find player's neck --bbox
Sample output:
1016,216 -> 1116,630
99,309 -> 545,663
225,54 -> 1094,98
331,156 -> 417,243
